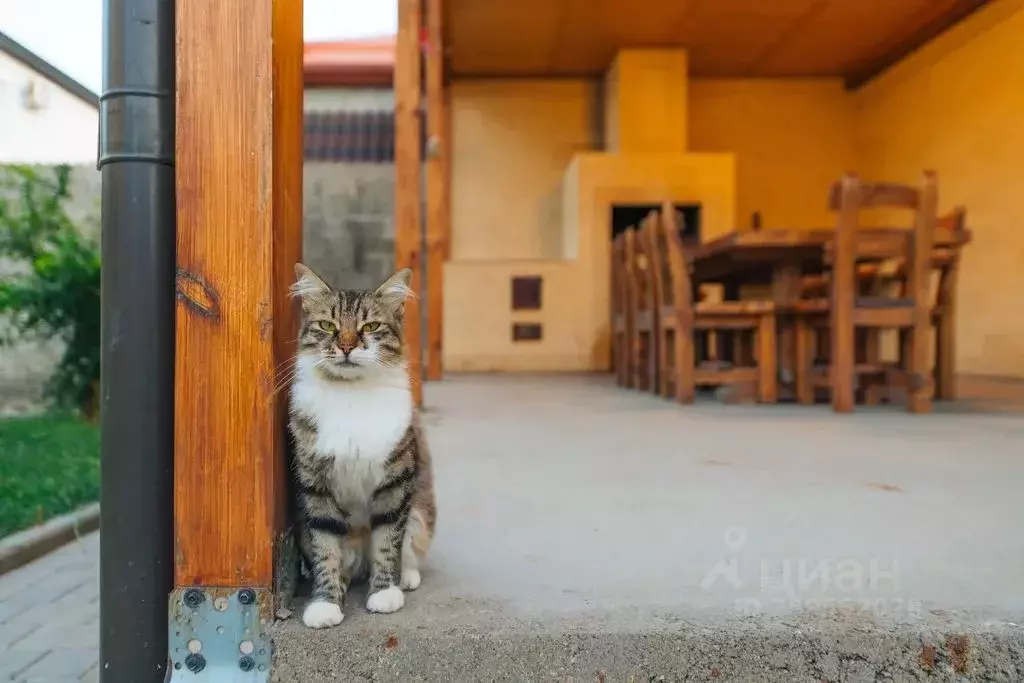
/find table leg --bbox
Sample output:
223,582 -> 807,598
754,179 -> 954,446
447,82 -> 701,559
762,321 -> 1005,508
772,263 -> 802,388
757,312 -> 778,403
722,280 -> 743,367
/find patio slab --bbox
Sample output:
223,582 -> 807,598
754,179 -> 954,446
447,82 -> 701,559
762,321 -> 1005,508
273,375 -> 1024,681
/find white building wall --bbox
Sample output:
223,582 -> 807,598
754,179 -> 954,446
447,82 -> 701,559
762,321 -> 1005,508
0,50 -> 98,164
304,87 -> 394,111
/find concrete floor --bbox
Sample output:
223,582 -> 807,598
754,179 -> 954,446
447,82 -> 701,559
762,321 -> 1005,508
274,375 -> 1024,682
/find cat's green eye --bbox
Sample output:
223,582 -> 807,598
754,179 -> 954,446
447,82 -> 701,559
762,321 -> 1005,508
361,322 -> 381,333
317,320 -> 337,333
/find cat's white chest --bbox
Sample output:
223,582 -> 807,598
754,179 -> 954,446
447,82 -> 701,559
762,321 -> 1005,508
293,374 -> 412,463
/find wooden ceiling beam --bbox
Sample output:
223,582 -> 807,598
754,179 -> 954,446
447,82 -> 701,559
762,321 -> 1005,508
844,0 -> 991,89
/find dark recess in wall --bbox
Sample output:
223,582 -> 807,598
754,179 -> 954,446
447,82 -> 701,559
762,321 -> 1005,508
611,203 -> 701,243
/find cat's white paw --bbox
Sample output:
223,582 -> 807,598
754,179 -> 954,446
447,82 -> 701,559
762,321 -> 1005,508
303,600 -> 344,629
366,586 -> 404,613
400,568 -> 421,591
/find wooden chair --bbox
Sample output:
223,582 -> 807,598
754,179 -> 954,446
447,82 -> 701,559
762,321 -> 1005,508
611,229 -> 634,387
793,172 -> 939,413
648,201 -> 777,403
796,207 -> 967,404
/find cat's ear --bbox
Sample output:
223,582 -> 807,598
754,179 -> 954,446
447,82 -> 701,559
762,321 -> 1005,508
375,268 -> 413,306
291,262 -> 330,298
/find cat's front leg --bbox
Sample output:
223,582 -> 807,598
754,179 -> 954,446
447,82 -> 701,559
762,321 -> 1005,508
300,506 -> 354,629
366,489 -> 411,613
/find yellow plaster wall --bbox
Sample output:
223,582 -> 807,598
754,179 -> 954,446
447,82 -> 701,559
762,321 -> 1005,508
445,79 -> 599,372
689,78 -> 857,231
604,49 -> 689,154
854,0 -> 1024,377
443,261 -> 590,371
449,79 -> 598,261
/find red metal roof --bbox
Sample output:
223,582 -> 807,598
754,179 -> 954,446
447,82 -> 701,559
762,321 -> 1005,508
304,36 -> 394,87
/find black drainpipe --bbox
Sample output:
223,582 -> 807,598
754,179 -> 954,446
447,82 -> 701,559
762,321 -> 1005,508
97,0 -> 175,680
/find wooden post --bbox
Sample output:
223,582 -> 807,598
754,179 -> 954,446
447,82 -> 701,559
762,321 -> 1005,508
425,0 -> 449,381
396,0 -> 425,404
174,0 -> 303,591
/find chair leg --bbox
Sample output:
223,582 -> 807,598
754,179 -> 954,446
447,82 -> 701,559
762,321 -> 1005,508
639,330 -> 651,391
644,329 -> 652,393
863,329 -> 884,405
648,329 -> 659,394
658,328 -> 671,398
635,331 -> 646,391
615,331 -> 625,386
626,328 -> 638,390
731,332 -> 746,367
935,314 -> 956,400
622,331 -> 634,388
907,321 -> 932,414
632,328 -> 647,391
756,314 -> 778,403
831,322 -> 855,414
676,327 -> 696,404
613,331 -> 620,384
794,318 -> 814,405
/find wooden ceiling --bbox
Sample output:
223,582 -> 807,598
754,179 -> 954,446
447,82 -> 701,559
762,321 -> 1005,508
446,0 -> 990,88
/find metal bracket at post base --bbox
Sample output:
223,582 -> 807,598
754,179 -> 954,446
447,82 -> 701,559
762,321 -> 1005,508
168,587 -> 273,681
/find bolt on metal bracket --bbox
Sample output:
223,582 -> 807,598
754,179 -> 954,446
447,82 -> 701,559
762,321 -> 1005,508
169,587 -> 272,681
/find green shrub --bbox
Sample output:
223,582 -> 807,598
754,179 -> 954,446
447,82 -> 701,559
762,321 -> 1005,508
0,165 -> 101,416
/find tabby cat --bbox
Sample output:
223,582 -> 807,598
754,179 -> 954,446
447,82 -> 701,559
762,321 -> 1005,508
288,263 -> 436,629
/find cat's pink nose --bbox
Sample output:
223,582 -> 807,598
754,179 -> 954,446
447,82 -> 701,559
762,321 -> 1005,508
338,331 -> 358,354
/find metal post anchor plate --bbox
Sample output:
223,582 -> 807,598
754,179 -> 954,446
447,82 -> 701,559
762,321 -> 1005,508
169,587 -> 273,681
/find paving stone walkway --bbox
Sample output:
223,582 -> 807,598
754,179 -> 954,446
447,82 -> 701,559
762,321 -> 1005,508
0,533 -> 98,682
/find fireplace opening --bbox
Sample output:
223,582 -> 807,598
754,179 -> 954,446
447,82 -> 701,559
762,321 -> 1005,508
611,203 -> 700,244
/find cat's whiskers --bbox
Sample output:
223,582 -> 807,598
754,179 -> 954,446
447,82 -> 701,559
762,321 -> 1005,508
268,354 -> 336,400
268,357 -> 302,400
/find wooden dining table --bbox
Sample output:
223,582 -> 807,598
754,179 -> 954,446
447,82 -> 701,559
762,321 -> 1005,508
690,226 -> 971,282
686,226 -> 973,397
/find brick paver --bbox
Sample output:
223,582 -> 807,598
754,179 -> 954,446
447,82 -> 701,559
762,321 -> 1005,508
0,533 -> 98,682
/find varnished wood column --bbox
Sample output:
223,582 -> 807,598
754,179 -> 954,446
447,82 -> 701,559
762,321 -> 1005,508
396,0 -> 425,404
174,0 -> 303,590
425,0 -> 449,381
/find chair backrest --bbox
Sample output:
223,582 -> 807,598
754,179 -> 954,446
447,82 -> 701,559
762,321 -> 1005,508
934,205 -> 967,305
935,205 -> 967,247
656,200 -> 694,318
829,171 -> 938,307
645,208 -> 673,309
611,230 -> 629,318
633,211 -> 662,316
622,227 -> 640,316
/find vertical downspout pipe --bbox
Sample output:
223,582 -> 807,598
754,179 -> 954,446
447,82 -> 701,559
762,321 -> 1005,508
97,0 -> 175,680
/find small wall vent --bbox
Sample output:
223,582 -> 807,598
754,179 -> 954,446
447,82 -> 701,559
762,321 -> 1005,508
512,323 -> 542,342
511,275 -> 542,310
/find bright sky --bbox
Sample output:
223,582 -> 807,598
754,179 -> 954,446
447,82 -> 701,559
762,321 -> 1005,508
0,0 -> 397,94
